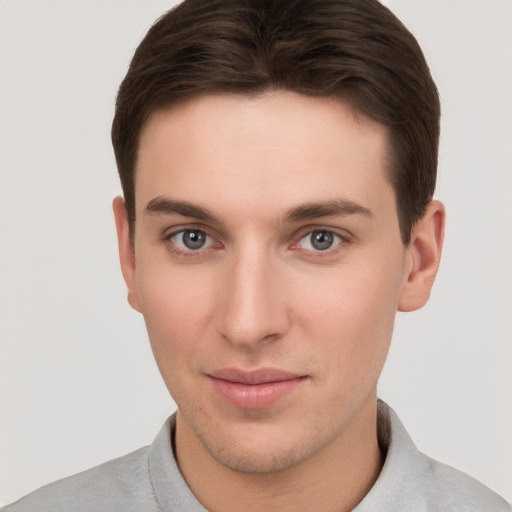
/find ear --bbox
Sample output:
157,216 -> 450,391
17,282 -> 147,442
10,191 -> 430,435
398,200 -> 445,312
112,196 -> 142,312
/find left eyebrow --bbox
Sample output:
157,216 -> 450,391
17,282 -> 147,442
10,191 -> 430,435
282,199 -> 373,223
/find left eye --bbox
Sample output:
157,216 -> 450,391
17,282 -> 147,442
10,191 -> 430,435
298,230 -> 343,251
169,229 -> 215,251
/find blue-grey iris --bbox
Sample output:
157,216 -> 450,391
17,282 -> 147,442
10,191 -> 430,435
311,230 -> 334,251
182,230 -> 206,250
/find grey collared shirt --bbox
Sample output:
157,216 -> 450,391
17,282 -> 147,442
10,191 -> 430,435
3,401 -> 510,511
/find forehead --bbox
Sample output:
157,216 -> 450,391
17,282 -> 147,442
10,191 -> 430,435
135,92 -> 394,221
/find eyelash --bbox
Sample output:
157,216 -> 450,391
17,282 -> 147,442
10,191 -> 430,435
291,229 -> 348,256
162,226 -> 351,258
163,225 -> 221,257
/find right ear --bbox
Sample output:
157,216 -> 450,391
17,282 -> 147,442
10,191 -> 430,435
112,196 -> 142,312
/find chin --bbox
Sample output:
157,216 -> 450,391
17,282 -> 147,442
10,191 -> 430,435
194,417 -> 329,475
204,437 -> 312,475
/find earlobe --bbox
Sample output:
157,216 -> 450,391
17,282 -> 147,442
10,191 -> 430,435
398,200 -> 445,312
112,196 -> 142,313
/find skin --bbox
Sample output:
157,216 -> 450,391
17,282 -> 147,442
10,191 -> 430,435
114,91 -> 444,512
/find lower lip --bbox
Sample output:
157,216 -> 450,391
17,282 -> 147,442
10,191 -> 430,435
209,377 -> 305,409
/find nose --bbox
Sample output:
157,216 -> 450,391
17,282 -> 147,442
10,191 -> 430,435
217,246 -> 290,349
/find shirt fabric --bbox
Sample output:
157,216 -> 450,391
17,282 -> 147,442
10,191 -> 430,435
3,401 -> 510,511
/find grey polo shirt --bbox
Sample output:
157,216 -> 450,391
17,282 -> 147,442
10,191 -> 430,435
3,402 -> 510,511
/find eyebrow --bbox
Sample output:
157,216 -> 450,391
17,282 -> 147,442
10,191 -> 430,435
145,197 -> 223,223
144,196 -> 372,224
282,199 -> 373,223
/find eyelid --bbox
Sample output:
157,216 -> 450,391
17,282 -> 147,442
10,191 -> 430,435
163,223 -> 214,240
162,224 -> 223,254
161,223 -> 352,256
289,226 -> 352,254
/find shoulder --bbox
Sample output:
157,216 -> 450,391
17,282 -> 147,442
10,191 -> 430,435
2,446 -> 159,512
371,401 -> 511,512
425,456 -> 511,512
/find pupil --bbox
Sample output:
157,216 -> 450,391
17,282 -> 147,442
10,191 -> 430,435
183,230 -> 206,250
311,231 -> 333,251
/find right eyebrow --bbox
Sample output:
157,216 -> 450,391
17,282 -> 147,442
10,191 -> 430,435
144,196 -> 222,224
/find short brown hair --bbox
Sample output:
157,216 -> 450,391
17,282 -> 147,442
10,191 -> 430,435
112,0 -> 440,245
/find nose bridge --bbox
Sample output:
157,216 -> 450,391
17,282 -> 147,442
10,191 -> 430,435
218,240 -> 288,348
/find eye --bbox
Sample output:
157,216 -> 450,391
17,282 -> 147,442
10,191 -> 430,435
298,230 -> 343,251
168,229 -> 215,251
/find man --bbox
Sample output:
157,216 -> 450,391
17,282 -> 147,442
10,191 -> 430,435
3,0 -> 509,510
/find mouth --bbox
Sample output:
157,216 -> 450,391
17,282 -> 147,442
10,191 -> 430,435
207,368 -> 308,409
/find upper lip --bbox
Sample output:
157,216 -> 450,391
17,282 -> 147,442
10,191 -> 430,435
207,368 -> 304,385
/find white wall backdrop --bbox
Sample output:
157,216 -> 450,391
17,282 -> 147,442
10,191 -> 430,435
1,0 -> 511,505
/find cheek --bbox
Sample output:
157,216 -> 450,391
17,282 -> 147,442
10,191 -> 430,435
135,263 -> 216,373
298,263 -> 400,333
295,260 -> 403,382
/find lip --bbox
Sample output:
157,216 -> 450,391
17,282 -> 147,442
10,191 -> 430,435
207,368 -> 307,409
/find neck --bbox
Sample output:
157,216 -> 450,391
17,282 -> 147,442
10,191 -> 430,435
175,397 -> 383,512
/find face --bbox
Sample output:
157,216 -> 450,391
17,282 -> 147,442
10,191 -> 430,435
116,92 -> 420,474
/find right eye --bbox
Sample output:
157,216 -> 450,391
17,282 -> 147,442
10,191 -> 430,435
168,229 -> 216,251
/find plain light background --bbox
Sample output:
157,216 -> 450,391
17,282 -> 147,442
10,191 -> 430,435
1,0 -> 511,505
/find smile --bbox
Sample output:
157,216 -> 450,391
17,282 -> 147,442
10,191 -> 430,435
207,368 -> 307,409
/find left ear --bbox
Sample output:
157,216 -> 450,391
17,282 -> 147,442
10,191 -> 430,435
398,200 -> 445,312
